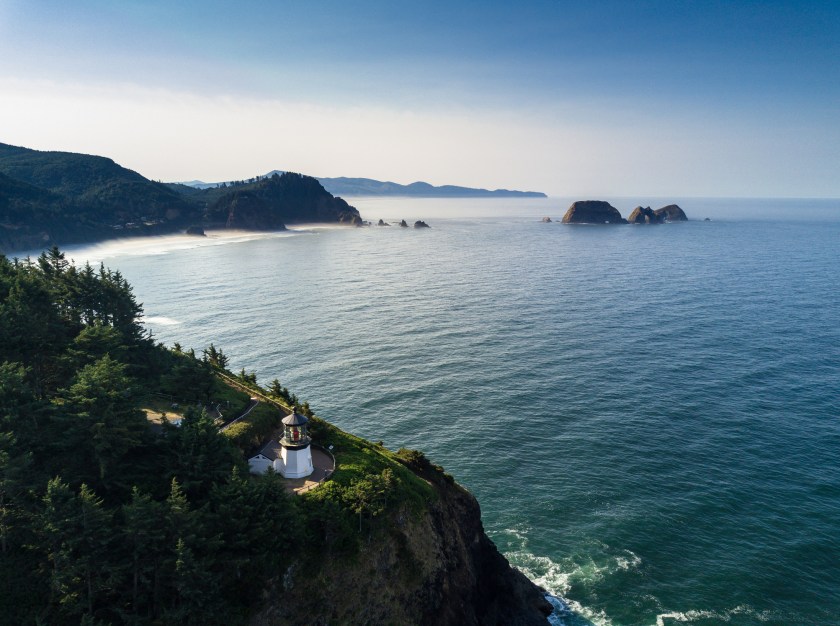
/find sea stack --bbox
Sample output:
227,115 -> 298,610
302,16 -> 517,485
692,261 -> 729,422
654,204 -> 688,221
627,206 -> 662,224
561,200 -> 627,224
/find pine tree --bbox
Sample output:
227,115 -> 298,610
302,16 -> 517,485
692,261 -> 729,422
120,488 -> 166,620
40,478 -> 112,620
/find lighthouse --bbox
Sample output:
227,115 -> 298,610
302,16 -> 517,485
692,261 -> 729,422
279,409 -> 314,478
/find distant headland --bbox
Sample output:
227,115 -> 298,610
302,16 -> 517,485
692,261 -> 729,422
184,170 -> 547,198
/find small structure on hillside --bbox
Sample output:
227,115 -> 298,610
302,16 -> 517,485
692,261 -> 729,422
248,409 -> 314,478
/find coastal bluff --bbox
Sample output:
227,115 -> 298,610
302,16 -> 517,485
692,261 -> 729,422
253,456 -> 552,626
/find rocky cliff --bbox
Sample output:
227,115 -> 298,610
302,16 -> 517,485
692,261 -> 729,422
252,461 -> 552,626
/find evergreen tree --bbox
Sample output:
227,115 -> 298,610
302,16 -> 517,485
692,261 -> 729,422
118,488 -> 166,621
56,356 -> 147,492
161,408 -> 244,500
40,478 -> 112,620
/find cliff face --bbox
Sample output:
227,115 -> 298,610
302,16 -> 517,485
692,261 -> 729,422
252,469 -> 552,626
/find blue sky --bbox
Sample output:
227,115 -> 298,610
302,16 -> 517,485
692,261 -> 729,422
1,0 -> 838,196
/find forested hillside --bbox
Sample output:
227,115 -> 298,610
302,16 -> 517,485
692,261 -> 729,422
0,143 -> 360,253
203,172 -> 361,228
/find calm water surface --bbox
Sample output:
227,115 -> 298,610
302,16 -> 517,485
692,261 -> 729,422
55,197 -> 840,626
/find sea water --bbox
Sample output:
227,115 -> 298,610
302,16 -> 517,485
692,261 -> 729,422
44,196 -> 840,626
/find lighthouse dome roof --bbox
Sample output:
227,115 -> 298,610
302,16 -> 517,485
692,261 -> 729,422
282,410 -> 309,426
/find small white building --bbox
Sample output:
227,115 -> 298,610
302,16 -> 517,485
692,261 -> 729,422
248,409 -> 314,478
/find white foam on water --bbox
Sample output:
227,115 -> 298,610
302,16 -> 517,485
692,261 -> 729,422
144,316 -> 181,326
500,524 -> 647,626
615,549 -> 642,571
509,550 -> 628,626
61,229 -> 301,265
655,605 -> 775,625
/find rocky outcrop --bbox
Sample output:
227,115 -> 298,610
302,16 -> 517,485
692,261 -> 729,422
561,200 -> 627,224
339,213 -> 364,226
541,216 -> 552,223
654,204 -> 688,221
414,220 -> 431,228
627,206 -> 662,224
399,220 -> 409,228
252,465 -> 552,626
377,218 -> 390,226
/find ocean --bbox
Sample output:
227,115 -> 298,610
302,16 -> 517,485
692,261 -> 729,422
45,196 -> 840,626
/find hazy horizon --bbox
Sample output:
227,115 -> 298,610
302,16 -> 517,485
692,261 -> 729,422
1,1 -> 838,198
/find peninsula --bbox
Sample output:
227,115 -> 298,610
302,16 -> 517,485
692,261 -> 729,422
0,247 -> 553,625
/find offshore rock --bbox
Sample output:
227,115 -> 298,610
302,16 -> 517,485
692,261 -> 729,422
414,220 -> 431,228
654,204 -> 688,221
627,206 -> 662,224
541,216 -> 552,222
339,213 -> 364,226
252,466 -> 552,626
377,218 -> 390,226
399,219 -> 409,228
561,200 -> 627,224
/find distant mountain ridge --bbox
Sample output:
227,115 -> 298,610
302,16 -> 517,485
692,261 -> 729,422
182,170 -> 547,198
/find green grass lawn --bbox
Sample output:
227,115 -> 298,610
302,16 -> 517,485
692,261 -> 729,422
307,417 -> 436,513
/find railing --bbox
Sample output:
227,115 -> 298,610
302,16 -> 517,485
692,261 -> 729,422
214,370 -> 292,413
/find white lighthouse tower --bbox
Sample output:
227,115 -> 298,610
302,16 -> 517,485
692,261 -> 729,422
279,409 -> 314,479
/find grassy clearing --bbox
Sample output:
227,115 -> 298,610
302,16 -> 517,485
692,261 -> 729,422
140,396 -> 186,424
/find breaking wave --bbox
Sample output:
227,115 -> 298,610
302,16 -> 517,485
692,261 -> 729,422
144,316 -> 181,326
